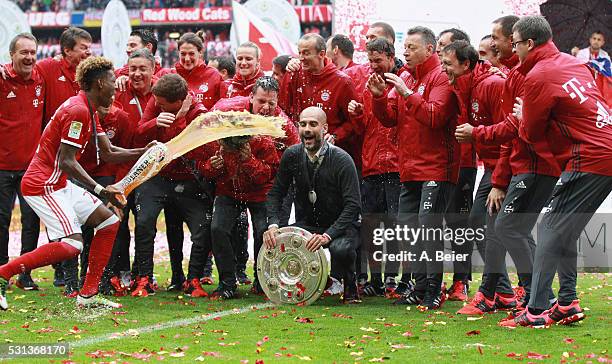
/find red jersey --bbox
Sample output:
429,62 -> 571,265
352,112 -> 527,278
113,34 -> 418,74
0,64 -> 45,170
225,69 -> 264,98
21,92 -> 103,196
518,41 -> 612,176
36,57 -> 80,123
159,62 -> 227,110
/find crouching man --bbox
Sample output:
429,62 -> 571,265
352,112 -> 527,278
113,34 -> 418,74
264,107 -> 362,303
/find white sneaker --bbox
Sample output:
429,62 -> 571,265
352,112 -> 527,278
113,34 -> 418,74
0,277 -> 9,310
77,294 -> 123,309
323,277 -> 344,296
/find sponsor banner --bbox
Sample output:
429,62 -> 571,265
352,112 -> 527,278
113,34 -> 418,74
294,5 -> 332,23
82,9 -> 141,27
141,7 -> 232,24
27,11 -> 70,27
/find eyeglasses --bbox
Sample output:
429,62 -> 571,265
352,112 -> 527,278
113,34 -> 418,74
511,39 -> 530,49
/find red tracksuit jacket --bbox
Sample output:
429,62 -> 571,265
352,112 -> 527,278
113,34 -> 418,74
136,95 -> 208,180
452,62 -> 510,188
36,57 -> 80,123
372,53 -> 460,183
0,64 -> 45,171
225,69 -> 265,98
159,61 -> 227,110
518,41 -> 612,176
278,58 -> 357,152
471,54 -> 562,178
197,137 -> 279,203
344,63 -> 399,178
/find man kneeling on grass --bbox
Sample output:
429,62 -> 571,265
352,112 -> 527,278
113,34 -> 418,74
264,106 -> 362,303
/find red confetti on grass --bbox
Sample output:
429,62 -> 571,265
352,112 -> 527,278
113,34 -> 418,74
295,317 -> 313,324
332,313 -> 353,319
478,346 -> 484,355
203,351 -> 221,357
527,351 -> 551,360
402,331 -> 413,337
564,338 -> 575,344
466,330 -> 481,336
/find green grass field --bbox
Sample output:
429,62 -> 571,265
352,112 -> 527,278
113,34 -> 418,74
0,267 -> 609,363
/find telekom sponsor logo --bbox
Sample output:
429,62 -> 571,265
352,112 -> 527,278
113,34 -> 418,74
141,7 -> 231,23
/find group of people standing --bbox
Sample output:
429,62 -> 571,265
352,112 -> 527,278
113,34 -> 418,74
0,13 -> 610,330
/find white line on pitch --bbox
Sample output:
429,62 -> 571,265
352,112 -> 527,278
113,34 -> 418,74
71,302 -> 275,348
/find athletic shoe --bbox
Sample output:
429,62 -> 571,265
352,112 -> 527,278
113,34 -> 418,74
384,276 -> 398,297
53,265 -> 65,287
342,281 -> 362,304
210,283 -> 237,300
183,278 -> 208,298
394,280 -> 415,296
417,283 -> 447,311
362,281 -> 385,297
167,273 -> 185,292
494,293 -> 518,311
131,276 -> 155,297
236,270 -> 252,285
0,277 -> 8,310
447,280 -> 468,301
77,294 -> 122,309
457,291 -> 496,315
498,308 -> 553,329
394,290 -> 423,305
323,277 -> 343,297
63,283 -> 79,298
201,276 -> 214,285
513,286 -> 526,303
16,272 -> 39,291
547,300 -> 585,325
110,276 -> 128,297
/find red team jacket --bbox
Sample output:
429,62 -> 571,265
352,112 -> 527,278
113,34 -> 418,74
518,41 -> 612,176
471,54 -> 562,179
225,69 -> 265,98
159,62 -> 227,110
136,94 -> 208,180
0,64 -> 45,171
453,62 -> 510,189
211,96 -> 300,159
197,136 -> 279,203
36,57 -> 80,123
278,58 -> 357,152
79,106 -> 134,177
372,53 -> 460,183
21,92 -> 104,196
344,63 -> 399,178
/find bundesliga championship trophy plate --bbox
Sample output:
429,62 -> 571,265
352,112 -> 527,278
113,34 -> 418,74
257,227 -> 330,305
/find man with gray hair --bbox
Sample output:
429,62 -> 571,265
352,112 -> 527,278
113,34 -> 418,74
369,26 -> 459,310
499,15 -> 612,328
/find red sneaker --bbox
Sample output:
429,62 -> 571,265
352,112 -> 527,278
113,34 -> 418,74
110,276 -> 127,297
494,292 -> 517,311
447,281 -> 468,301
499,308 -> 553,329
513,286 -> 526,302
547,300 -> 585,325
131,277 -> 154,297
183,278 -> 208,298
457,291 -> 495,315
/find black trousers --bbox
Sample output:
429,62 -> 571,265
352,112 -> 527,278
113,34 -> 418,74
361,173 -> 401,284
398,180 -> 453,293
529,172 -> 612,310
445,167 -> 476,282
0,170 -> 40,266
211,195 -> 267,286
134,176 -> 212,280
480,173 -> 557,300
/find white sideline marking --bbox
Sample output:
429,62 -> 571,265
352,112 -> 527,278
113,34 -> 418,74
71,302 -> 274,348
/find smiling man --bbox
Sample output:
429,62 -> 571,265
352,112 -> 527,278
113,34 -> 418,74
0,33 -> 44,291
264,106 -> 362,304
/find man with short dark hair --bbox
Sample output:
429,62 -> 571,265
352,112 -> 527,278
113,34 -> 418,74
0,56 -> 147,311
133,73 -> 214,299
327,34 -> 356,70
576,31 -> 609,62
208,56 -> 236,81
116,29 -> 163,77
264,106 -> 362,303
478,35 -> 501,67
500,16 -> 612,328
271,55 -> 291,84
0,33 -> 44,291
437,28 -> 470,56
370,26 -> 459,310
